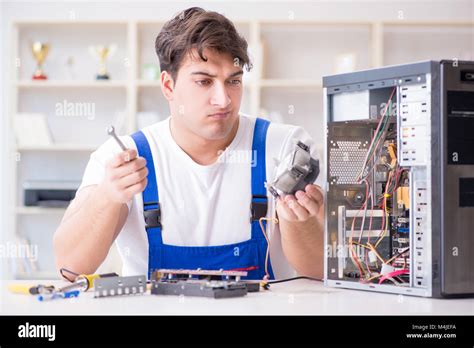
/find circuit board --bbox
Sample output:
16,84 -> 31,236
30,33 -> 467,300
150,269 -> 260,299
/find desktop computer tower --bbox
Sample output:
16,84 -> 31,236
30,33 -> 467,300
323,60 -> 474,297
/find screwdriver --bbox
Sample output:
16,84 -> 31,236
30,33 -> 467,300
38,290 -> 80,302
8,284 -> 55,295
59,272 -> 118,293
36,272 -> 116,302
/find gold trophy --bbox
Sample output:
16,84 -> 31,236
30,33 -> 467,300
89,44 -> 116,80
31,42 -> 50,80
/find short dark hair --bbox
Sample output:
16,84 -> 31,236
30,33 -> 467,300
155,7 -> 252,82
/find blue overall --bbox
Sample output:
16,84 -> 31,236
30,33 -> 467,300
131,118 -> 274,280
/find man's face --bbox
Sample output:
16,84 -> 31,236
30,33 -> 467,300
163,48 -> 243,141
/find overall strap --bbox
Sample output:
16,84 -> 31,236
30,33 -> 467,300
250,118 -> 270,238
131,131 -> 163,244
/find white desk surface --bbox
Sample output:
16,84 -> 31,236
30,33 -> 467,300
1,279 -> 473,315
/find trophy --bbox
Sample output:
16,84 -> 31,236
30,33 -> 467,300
89,44 -> 116,80
31,42 -> 50,80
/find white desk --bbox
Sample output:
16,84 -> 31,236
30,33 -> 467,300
1,279 -> 473,315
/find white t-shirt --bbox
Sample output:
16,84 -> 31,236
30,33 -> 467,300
77,114 -> 322,279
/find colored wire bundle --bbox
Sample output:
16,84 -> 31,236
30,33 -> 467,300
356,87 -> 397,183
258,216 -> 278,281
347,87 -> 411,285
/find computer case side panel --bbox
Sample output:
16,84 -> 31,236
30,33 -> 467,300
440,60 -> 474,297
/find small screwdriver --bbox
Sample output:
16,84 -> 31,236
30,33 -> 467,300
38,290 -> 80,302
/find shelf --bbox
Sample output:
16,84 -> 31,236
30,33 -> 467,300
17,144 -> 97,151
16,80 -> 128,88
260,79 -> 322,88
259,23 -> 372,81
16,206 -> 67,215
137,80 -> 161,87
16,80 -> 257,89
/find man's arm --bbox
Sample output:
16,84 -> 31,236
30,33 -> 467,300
276,184 -> 325,279
53,149 -> 148,277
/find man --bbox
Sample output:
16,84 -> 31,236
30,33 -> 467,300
53,7 -> 324,280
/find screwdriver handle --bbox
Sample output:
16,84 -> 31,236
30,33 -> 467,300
8,284 -> 34,295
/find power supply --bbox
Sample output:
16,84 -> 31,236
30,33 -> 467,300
323,60 -> 474,298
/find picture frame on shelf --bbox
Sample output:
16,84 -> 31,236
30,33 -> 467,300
13,113 -> 53,148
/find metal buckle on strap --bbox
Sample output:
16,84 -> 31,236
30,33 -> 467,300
144,203 -> 161,229
250,195 -> 268,222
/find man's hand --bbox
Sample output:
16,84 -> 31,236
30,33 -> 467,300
54,148 -> 147,277
100,149 -> 149,204
276,184 -> 324,225
275,184 -> 325,279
